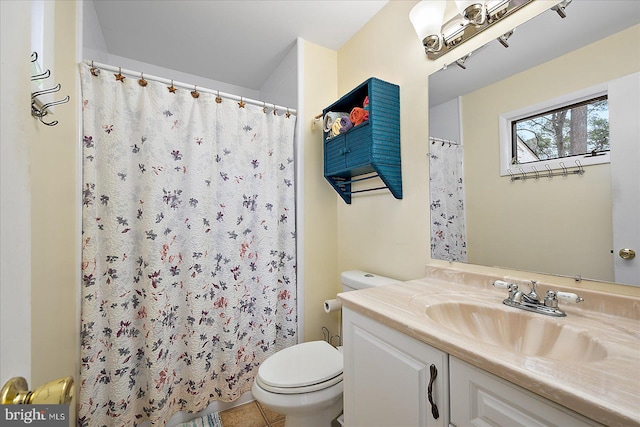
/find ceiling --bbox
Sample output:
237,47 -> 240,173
89,0 -> 639,98
91,0 -> 389,91
429,0 -> 640,107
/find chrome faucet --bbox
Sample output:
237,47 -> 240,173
493,280 -> 583,317
510,280 -> 540,304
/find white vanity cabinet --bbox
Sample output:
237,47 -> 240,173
343,308 -> 449,427
343,307 -> 603,427
449,357 -> 603,427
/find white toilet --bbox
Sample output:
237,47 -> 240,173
251,270 -> 399,427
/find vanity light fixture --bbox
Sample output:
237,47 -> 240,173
410,0 -> 534,60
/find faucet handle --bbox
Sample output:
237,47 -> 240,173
493,280 -> 511,289
544,290 -> 584,308
556,291 -> 584,304
493,280 -> 521,302
544,290 -> 559,308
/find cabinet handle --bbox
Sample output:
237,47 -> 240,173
428,364 -> 440,420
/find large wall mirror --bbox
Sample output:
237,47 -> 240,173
428,0 -> 640,286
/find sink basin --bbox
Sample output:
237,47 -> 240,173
425,303 -> 608,362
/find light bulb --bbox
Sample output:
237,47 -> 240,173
409,1 -> 447,52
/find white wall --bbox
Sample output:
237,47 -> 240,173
430,97 -> 461,142
260,42 -> 298,109
84,0 -> 300,113
82,0 -> 260,100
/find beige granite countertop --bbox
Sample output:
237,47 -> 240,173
337,266 -> 640,427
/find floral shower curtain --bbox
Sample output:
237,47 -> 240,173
79,63 -> 297,426
429,141 -> 468,262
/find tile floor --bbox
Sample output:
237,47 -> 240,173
219,401 -> 285,427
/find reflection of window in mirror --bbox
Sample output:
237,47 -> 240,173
512,95 -> 609,164
31,0 -> 55,107
499,83 -> 610,176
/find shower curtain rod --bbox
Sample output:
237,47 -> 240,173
84,60 -> 297,115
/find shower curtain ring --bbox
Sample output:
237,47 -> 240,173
191,85 -> 200,98
215,90 -> 222,104
263,102 -> 267,114
90,61 -> 100,76
286,108 -> 291,118
273,104 -> 277,116
114,67 -> 125,82
238,97 -> 246,108
168,79 -> 177,93
138,72 -> 148,87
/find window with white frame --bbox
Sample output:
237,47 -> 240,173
499,84 -> 610,176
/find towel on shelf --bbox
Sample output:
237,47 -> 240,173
323,112 -> 349,133
350,107 -> 369,126
339,116 -> 353,133
331,119 -> 343,137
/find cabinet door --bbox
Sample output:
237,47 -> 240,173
344,123 -> 372,170
343,308 -> 449,427
324,134 -> 347,175
449,357 -> 602,427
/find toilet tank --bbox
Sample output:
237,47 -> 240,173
340,270 -> 400,292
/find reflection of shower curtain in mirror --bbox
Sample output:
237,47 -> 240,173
79,64 -> 297,426
429,142 -> 467,262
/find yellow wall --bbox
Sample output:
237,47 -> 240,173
336,1 -> 432,281
30,0 -> 79,393
464,25 -> 640,282
334,1 -> 554,281
335,0 -> 636,284
301,41 -> 342,341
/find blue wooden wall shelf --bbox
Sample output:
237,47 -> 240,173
323,77 -> 402,204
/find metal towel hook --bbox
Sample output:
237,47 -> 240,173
30,52 -> 69,127
545,164 -> 553,178
518,167 -> 527,181
41,95 -> 70,112
31,83 -> 61,100
31,69 -> 51,81
531,165 -> 540,180
560,162 -> 568,176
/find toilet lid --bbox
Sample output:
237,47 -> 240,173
257,341 -> 343,390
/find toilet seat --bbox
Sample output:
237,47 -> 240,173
256,341 -> 343,394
